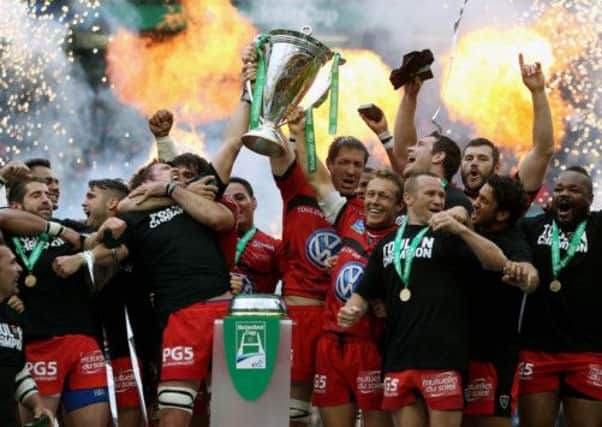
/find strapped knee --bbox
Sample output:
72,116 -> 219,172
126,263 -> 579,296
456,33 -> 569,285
289,398 -> 311,424
157,385 -> 198,414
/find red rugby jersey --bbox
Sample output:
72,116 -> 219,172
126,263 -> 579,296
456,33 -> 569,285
275,160 -> 340,300
323,197 -> 397,338
233,228 -> 281,294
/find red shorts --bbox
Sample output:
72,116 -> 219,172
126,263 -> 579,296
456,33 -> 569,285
112,357 -> 142,409
464,359 -> 519,417
519,350 -> 602,400
312,333 -> 383,410
382,370 -> 464,411
160,301 -> 229,382
25,334 -> 107,396
288,305 -> 323,382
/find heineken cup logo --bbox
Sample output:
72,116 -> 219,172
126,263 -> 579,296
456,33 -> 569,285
235,321 -> 267,370
224,315 -> 281,401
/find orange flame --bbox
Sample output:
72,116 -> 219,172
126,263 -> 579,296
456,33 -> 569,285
106,0 -> 256,126
441,6 -> 590,154
311,48 -> 397,163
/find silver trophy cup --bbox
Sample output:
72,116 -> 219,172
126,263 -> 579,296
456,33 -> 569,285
242,29 -> 336,157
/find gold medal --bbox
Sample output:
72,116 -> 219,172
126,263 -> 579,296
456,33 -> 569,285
24,274 -> 37,288
399,288 -> 412,302
549,279 -> 562,293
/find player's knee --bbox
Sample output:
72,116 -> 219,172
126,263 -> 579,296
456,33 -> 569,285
157,385 -> 197,414
289,398 -> 311,424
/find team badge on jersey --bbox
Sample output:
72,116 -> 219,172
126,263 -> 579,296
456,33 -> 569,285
351,220 -> 365,234
240,275 -> 255,295
306,229 -> 341,268
335,262 -> 365,302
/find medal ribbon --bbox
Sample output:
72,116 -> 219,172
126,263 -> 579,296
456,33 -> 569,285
305,108 -> 317,173
249,33 -> 270,130
393,218 -> 430,286
12,234 -> 49,274
551,220 -> 587,278
235,226 -> 257,265
328,53 -> 342,135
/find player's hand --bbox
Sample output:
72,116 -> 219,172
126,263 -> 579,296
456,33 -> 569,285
502,261 -> 538,294
230,273 -> 244,295
403,76 -> 422,99
337,304 -> 362,328
428,211 -> 465,235
60,227 -> 82,250
241,43 -> 258,66
0,161 -> 31,183
7,295 -> 24,313
52,254 -> 84,278
187,176 -> 218,200
149,109 -> 174,138
519,53 -> 545,93
129,181 -> 170,205
32,405 -> 54,426
358,107 -> 388,135
285,107 -> 305,137
97,217 -> 127,241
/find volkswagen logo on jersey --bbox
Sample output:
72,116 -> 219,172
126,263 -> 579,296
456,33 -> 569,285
306,229 -> 341,268
335,262 -> 365,302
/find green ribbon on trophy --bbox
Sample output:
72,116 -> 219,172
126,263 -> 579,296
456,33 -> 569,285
249,34 -> 271,130
12,234 -> 49,288
305,108 -> 317,173
549,220 -> 587,292
305,52 -> 343,173
328,52 -> 342,135
223,315 -> 280,401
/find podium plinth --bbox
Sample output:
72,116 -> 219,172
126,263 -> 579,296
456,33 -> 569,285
210,295 -> 291,427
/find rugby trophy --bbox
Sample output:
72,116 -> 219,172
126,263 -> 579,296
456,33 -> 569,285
242,27 -> 339,157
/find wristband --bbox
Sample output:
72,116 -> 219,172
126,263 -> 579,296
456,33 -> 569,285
378,130 -> 393,143
382,140 -> 394,150
46,221 -> 64,237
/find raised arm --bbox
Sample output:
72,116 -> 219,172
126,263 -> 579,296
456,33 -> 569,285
358,107 -> 404,174
287,108 -> 335,201
517,53 -> 554,192
211,45 -> 256,183
149,109 -> 178,162
393,78 -> 422,173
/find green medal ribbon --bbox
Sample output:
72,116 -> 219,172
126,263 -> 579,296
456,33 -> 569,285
328,53 -> 342,135
12,233 -> 49,273
235,226 -> 257,266
305,108 -> 317,173
551,220 -> 587,278
393,218 -> 429,286
249,34 -> 270,130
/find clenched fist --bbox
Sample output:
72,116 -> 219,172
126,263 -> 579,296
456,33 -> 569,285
149,110 -> 174,138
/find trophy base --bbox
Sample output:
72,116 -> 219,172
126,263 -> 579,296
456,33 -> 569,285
242,127 -> 286,157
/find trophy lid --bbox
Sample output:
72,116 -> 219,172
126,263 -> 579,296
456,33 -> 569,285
228,294 -> 288,317
268,29 -> 333,63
